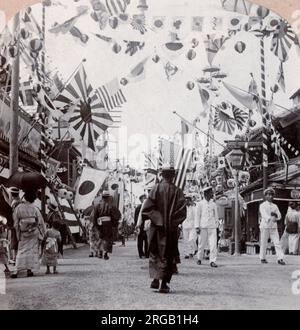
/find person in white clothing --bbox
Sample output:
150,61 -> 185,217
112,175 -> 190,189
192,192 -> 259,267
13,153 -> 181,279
182,197 -> 197,259
284,202 -> 300,255
259,187 -> 285,265
195,187 -> 219,268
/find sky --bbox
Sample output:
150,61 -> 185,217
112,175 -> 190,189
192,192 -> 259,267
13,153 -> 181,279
4,0 -> 300,169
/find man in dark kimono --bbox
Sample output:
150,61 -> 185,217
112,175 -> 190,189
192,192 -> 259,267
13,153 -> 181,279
141,167 -> 187,293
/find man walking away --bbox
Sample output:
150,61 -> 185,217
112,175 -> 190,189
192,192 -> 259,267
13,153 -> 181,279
134,194 -> 148,258
142,166 -> 187,294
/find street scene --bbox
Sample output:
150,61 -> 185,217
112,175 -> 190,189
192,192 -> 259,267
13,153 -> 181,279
0,0 -> 300,310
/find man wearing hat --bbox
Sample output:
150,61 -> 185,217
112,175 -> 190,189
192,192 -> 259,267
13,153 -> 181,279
195,186 -> 219,268
259,187 -> 285,265
142,166 -> 187,293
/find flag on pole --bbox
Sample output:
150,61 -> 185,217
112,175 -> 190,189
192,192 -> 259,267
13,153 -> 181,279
221,0 -> 252,15
19,81 -> 35,106
204,34 -> 229,65
74,167 -> 108,210
96,78 -> 127,111
198,86 -> 210,117
126,57 -> 148,83
174,147 -> 193,189
218,156 -> 226,169
276,61 -> 286,92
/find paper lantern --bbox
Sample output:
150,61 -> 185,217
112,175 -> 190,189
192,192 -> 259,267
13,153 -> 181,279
58,188 -> 68,199
30,38 -> 43,53
120,78 -> 128,86
187,49 -> 196,60
271,84 -> 279,93
187,81 -> 195,90
249,119 -> 257,128
65,191 -> 74,200
191,38 -> 199,48
152,54 -> 160,63
235,41 -> 246,54
227,179 -> 235,188
109,16 -> 119,29
20,28 -> 30,39
257,6 -> 270,19
119,13 -> 129,22
211,179 -> 217,187
8,45 -> 18,58
112,43 -> 121,53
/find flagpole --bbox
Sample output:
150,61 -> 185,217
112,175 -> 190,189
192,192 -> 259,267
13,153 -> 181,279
173,111 -> 226,149
9,13 -> 20,177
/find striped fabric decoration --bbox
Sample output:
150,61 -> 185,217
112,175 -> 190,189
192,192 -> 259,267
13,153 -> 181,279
96,78 -> 127,111
59,198 -> 80,233
278,135 -> 300,157
104,0 -> 130,16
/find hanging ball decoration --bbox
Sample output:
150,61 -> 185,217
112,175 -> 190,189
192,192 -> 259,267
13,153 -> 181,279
119,13 -> 129,22
66,191 -> 74,201
187,49 -> 196,60
8,45 -> 18,58
112,43 -> 122,53
249,119 -> 257,128
30,38 -> 43,53
235,41 -> 246,54
20,28 -> 30,39
221,102 -> 227,109
58,188 -> 68,199
227,178 -> 235,188
271,84 -> 279,93
257,6 -> 270,19
244,23 -> 251,32
187,81 -> 195,90
30,51 -> 39,59
109,16 -> 119,29
120,78 -> 128,86
152,54 -> 160,63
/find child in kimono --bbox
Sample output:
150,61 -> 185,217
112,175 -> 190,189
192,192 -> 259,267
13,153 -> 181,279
42,220 -> 61,274
0,216 -> 10,276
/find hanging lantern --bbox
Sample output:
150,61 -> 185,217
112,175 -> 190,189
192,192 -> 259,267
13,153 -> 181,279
137,0 -> 148,11
58,188 -> 68,199
119,13 -> 129,22
203,65 -> 220,73
120,78 -> 128,86
187,49 -> 196,60
257,6 -> 270,19
235,41 -> 246,54
187,81 -> 195,90
152,54 -> 160,63
109,16 -> 119,29
227,178 -> 235,188
112,43 -> 122,53
20,28 -> 30,39
191,38 -> 199,48
65,191 -> 74,200
271,84 -> 279,93
249,119 -> 257,128
30,38 -> 43,53
244,23 -> 251,32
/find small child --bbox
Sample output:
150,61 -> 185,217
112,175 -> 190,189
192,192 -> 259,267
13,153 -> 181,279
0,216 -> 10,276
42,220 -> 62,275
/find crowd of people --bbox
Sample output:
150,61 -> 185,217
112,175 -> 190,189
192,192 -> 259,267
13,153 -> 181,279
0,167 -> 300,295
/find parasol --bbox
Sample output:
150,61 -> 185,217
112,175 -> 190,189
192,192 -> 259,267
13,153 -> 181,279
8,171 -> 48,191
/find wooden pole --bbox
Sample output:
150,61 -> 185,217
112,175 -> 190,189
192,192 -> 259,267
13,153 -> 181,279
9,13 -> 20,177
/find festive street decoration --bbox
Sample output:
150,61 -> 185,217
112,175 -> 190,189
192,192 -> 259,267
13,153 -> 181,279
131,14 -> 147,35
186,49 -> 196,60
234,41 -> 246,53
124,40 -> 145,56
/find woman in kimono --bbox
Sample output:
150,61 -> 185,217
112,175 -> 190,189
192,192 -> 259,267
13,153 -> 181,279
92,191 -> 121,260
11,190 -> 46,278
141,167 -> 187,293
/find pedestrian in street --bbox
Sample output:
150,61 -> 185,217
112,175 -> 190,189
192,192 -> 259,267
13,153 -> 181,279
42,220 -> 62,274
284,202 -> 300,255
195,187 -> 219,268
142,166 -> 187,294
182,197 -> 197,259
0,216 -> 10,276
92,191 -> 121,260
87,211 -> 100,258
259,187 -> 285,265
11,190 -> 46,278
134,194 -> 148,258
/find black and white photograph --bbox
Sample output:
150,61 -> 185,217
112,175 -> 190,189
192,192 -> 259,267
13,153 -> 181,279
0,0 -> 300,311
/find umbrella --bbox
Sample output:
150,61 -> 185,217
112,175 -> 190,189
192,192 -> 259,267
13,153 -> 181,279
8,171 -> 48,191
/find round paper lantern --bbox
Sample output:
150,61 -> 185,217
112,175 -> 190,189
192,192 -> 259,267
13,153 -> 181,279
20,28 -> 30,40
109,16 -> 119,29
211,179 -> 217,187
187,81 -> 195,90
249,119 -> 257,128
30,38 -> 43,53
119,13 -> 129,22
9,45 -> 18,58
244,23 -> 251,32
187,49 -> 196,60
227,178 -> 235,188
152,54 -> 160,63
120,78 -> 128,86
191,38 -> 199,48
235,41 -> 246,54
66,191 -> 74,200
58,188 -> 68,199
271,84 -> 279,93
257,6 -> 270,19
112,43 -> 121,53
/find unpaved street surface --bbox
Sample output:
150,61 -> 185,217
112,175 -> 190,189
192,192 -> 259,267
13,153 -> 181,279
1,240 -> 300,310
